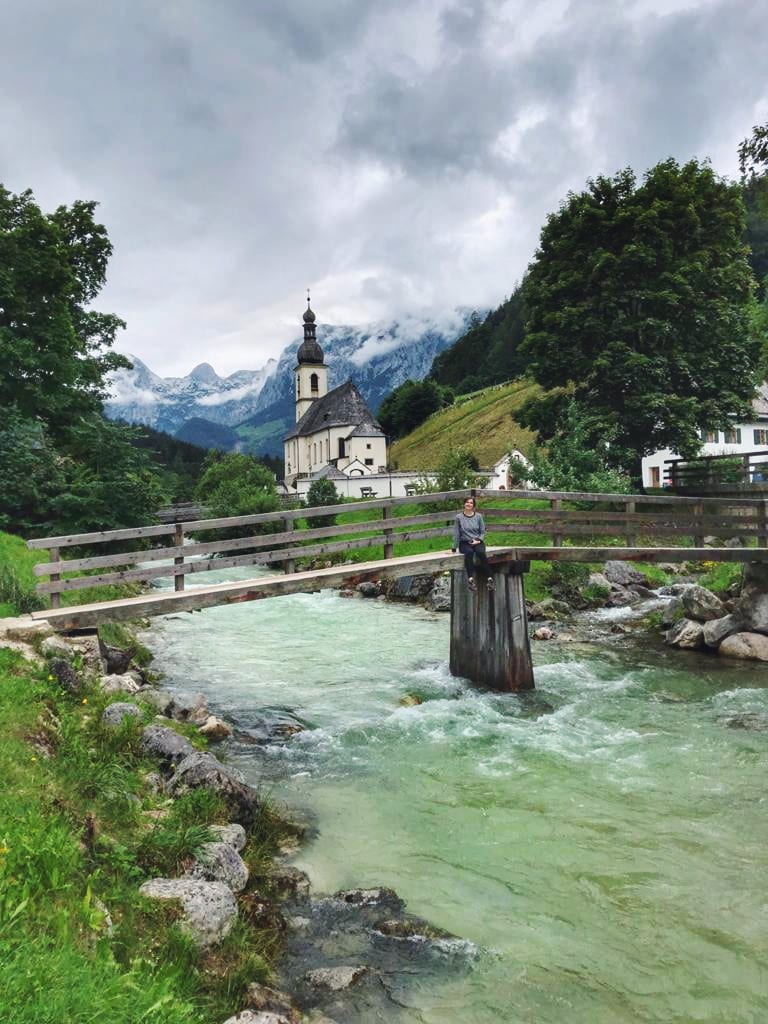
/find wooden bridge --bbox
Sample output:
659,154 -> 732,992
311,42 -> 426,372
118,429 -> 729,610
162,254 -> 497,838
27,487 -> 768,692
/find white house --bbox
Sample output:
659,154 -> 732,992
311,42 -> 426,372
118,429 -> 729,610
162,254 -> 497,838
641,384 -> 768,488
484,450 -> 533,490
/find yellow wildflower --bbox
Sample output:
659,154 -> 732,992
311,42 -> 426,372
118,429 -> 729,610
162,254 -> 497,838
82,698 -> 88,705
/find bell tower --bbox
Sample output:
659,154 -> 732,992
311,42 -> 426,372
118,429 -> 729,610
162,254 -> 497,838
294,291 -> 328,422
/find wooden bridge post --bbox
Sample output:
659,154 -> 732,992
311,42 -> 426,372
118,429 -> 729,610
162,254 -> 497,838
283,517 -> 295,574
174,524 -> 185,592
551,498 -> 562,547
759,500 -> 768,549
625,499 -> 636,548
449,560 -> 534,692
382,506 -> 394,559
694,500 -> 705,548
49,546 -> 61,609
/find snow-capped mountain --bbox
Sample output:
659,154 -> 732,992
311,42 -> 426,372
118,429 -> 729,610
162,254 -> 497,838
105,357 -> 278,434
105,309 -> 473,453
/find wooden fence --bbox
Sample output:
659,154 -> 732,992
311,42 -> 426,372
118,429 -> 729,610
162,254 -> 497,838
665,450 -> 768,493
28,488 -> 768,609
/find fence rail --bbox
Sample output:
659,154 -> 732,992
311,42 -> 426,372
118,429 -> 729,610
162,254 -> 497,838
27,487 -> 768,609
665,450 -> 768,492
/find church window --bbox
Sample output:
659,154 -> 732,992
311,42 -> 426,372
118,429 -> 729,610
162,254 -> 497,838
338,438 -> 346,459
366,443 -> 371,449
296,374 -> 300,397
310,372 -> 319,394
365,458 -> 374,466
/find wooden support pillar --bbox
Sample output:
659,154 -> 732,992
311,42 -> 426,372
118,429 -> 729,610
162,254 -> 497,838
449,560 -> 534,692
759,500 -> 768,549
693,500 -> 705,549
551,498 -> 562,547
625,499 -> 636,548
174,523 -> 185,592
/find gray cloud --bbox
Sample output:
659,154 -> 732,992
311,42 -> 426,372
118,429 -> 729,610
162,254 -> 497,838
0,0 -> 766,376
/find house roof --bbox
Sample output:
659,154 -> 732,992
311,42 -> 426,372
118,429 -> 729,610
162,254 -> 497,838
284,380 -> 383,440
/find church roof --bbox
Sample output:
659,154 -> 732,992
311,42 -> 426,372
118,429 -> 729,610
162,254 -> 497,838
284,380 -> 384,440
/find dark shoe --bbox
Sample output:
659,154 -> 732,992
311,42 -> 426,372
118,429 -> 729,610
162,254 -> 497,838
468,578 -> 477,592
487,577 -> 495,592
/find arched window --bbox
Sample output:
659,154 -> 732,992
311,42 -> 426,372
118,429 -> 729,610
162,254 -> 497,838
296,373 -> 301,397
310,372 -> 319,394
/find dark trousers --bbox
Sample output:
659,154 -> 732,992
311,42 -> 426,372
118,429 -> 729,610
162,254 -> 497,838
459,540 -> 489,579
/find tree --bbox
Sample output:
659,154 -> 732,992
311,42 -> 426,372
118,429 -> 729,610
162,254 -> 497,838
0,184 -> 165,535
739,122 -> 768,179
195,451 -> 279,519
522,401 -> 632,494
521,159 -> 762,482
377,379 -> 453,440
435,446 -> 486,491
305,478 -> 339,528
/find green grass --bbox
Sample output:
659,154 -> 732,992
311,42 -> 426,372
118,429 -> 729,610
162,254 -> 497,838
0,648 -> 293,1022
697,561 -> 743,595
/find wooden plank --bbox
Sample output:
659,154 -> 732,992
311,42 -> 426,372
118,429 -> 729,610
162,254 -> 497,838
27,522 -> 176,550
49,547 -> 61,610
473,488 -> 762,508
283,517 -> 295,574
483,522 -> 762,538
481,510 -> 759,527
382,506 -> 393,560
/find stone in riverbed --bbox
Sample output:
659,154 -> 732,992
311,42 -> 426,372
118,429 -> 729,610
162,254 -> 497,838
334,887 -> 404,911
603,560 -> 648,586
99,642 -> 134,675
738,562 -> 768,633
198,714 -> 233,741
679,585 -> 725,622
723,712 -> 768,730
139,877 -> 237,948
427,574 -> 451,612
188,841 -> 249,892
533,627 -> 554,641
270,865 -> 311,899
357,581 -> 378,598
222,1013 -> 297,1024
702,614 -> 744,648
169,691 -> 210,725
305,966 -> 370,992
665,619 -> 705,649
100,673 -> 142,695
140,724 -> 195,766
719,632 -> 768,661
374,916 -> 456,940
245,983 -> 302,1021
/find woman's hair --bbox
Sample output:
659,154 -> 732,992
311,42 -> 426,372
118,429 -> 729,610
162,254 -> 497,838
463,496 -> 476,509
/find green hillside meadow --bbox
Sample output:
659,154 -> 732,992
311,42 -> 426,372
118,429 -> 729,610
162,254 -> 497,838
389,378 -> 540,471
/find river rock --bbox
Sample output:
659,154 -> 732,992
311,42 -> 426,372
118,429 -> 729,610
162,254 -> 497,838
374,916 -> 455,940
189,841 -> 249,892
67,634 -> 106,674
139,877 -> 237,948
245,983 -> 302,1021
138,689 -> 175,716
140,724 -> 195,766
165,751 -> 259,824
738,562 -> 768,633
209,823 -> 247,851
603,560 -> 647,586
606,588 -> 641,608
665,619 -> 705,649
102,702 -> 143,727
222,1013 -> 297,1024
427,574 -> 451,612
48,657 -> 82,693
41,635 -> 74,660
170,692 -> 210,725
718,631 -> 768,661
661,595 -> 685,628
629,584 -> 658,600
357,581 -> 378,598
723,712 -> 768,730
271,865 -> 311,898
305,966 -> 370,992
527,598 -> 571,620
100,673 -> 142,695
334,887 -> 404,911
0,616 -> 53,643
702,614 -> 744,648
198,714 -> 233,740
99,642 -> 135,675
588,571 -> 611,591
386,574 -> 434,601
533,626 -> 554,641
679,585 -> 725,622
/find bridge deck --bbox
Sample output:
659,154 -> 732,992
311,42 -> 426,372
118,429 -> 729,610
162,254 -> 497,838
31,545 -> 765,630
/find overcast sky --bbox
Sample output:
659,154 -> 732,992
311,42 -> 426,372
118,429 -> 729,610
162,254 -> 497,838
2,0 -> 766,376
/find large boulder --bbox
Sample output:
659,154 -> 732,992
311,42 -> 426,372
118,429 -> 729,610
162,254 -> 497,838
665,619 -> 705,649
99,641 -> 134,675
139,878 -> 237,948
41,635 -> 74,660
0,616 -> 53,643
169,692 -> 210,725
679,585 -> 725,622
209,823 -> 247,851
189,841 -> 249,892
661,596 -> 685,628
165,751 -> 259,824
718,632 -> 768,661
198,715 -> 233,741
702,614 -> 744,649
67,634 -> 105,674
140,724 -> 195,766
603,561 -> 648,587
385,574 -> 435,601
101,702 -> 143,728
100,673 -> 142,695
245,983 -> 302,1022
738,562 -> 768,633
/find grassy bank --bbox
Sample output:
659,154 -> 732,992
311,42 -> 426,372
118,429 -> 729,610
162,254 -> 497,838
0,648 -> 294,1023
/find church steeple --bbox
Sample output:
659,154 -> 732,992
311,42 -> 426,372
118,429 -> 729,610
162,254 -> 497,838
294,290 -> 328,422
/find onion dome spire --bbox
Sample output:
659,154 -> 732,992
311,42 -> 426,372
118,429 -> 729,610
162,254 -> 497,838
297,289 -> 324,364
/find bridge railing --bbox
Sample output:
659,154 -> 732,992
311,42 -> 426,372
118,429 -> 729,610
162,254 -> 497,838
27,487 -> 768,609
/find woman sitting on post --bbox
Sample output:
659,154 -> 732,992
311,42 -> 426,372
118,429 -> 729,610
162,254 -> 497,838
452,496 -> 494,592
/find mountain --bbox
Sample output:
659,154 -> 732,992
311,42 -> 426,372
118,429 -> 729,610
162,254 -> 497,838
105,356 -> 278,435
106,310 -> 472,455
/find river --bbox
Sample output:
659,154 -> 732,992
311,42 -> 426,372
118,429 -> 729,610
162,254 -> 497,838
143,567 -> 768,1023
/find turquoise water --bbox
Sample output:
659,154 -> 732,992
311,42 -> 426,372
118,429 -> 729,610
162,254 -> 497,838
145,573 -> 768,1023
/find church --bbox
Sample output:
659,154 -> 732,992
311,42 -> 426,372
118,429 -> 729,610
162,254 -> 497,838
283,297 -> 388,494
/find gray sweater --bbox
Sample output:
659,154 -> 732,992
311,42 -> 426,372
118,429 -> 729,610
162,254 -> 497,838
453,511 -> 485,549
